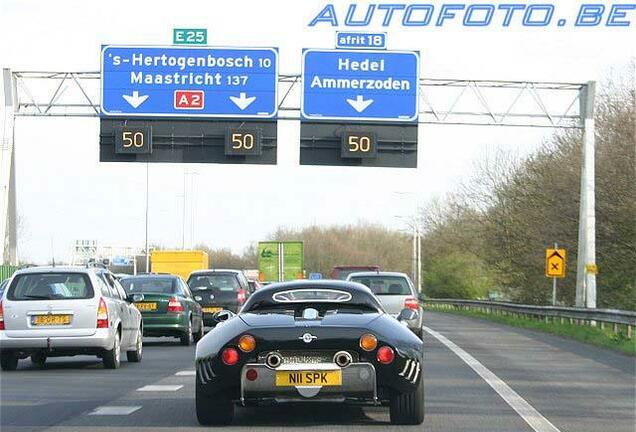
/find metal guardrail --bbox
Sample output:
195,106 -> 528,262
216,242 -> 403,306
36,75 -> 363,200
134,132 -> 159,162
423,298 -> 635,338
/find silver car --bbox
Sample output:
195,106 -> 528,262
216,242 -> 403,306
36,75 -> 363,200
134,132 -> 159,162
0,266 -> 143,370
346,271 -> 424,338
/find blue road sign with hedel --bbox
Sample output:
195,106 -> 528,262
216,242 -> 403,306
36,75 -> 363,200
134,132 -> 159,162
101,45 -> 278,118
302,49 -> 419,122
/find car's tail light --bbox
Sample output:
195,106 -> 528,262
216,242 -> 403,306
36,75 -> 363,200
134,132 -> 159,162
404,297 -> 419,310
246,368 -> 258,381
221,347 -> 239,365
0,301 -> 5,330
238,334 -> 256,352
237,289 -> 246,305
167,297 -> 184,313
97,298 -> 109,328
359,333 -> 378,351
377,346 -> 395,364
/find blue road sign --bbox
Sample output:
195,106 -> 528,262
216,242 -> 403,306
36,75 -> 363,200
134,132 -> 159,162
112,256 -> 131,266
301,49 -> 419,122
309,272 -> 323,280
101,45 -> 278,118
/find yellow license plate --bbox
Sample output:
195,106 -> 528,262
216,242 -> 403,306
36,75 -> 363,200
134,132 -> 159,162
33,315 -> 71,326
135,302 -> 157,311
203,307 -> 222,313
275,370 -> 342,387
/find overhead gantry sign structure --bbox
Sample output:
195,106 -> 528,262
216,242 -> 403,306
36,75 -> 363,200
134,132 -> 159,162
0,65 -> 597,308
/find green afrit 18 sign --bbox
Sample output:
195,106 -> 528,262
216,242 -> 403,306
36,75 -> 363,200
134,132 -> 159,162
172,28 -> 207,45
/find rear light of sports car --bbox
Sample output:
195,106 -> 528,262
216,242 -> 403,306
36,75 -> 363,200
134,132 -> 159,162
221,347 -> 239,365
377,346 -> 395,364
246,368 -> 258,381
97,298 -> 109,328
238,334 -> 256,353
167,297 -> 184,313
359,333 -> 378,351
404,297 -> 419,310
237,289 -> 247,305
0,301 -> 4,330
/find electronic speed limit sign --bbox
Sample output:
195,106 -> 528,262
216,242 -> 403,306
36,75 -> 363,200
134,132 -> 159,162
114,126 -> 152,154
225,128 -> 262,156
341,131 -> 377,159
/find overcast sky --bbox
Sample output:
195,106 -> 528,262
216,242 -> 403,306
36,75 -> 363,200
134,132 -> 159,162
0,0 -> 633,264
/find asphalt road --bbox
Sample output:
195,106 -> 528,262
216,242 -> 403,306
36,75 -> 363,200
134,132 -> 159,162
1,312 -> 634,432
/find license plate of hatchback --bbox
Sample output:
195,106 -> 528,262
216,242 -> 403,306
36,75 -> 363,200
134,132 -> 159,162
135,302 -> 157,311
203,307 -> 222,313
32,314 -> 71,326
275,370 -> 342,386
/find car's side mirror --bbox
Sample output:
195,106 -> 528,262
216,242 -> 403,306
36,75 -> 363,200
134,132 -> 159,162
397,308 -> 419,322
417,292 -> 426,302
128,293 -> 144,303
212,310 -> 235,323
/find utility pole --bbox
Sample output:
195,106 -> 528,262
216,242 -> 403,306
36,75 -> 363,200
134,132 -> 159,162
411,225 -> 417,286
576,82 -> 597,308
181,170 -> 186,250
144,162 -> 150,272
417,227 -> 422,294
1,68 -> 18,265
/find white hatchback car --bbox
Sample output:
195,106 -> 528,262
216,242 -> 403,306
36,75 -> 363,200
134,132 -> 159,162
346,271 -> 424,338
0,266 -> 143,370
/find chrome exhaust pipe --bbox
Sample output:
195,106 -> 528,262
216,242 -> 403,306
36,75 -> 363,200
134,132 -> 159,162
265,352 -> 283,369
333,351 -> 353,368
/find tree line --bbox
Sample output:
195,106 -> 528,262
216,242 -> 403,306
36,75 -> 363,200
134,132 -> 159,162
420,69 -> 634,309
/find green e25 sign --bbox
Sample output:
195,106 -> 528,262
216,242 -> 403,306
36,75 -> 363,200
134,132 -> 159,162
173,28 -> 207,45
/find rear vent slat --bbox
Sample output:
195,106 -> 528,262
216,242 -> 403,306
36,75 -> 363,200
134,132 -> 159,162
410,361 -> 421,384
197,358 -> 215,383
399,359 -> 411,376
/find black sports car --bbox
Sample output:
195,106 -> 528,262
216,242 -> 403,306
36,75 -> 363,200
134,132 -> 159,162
194,280 -> 424,425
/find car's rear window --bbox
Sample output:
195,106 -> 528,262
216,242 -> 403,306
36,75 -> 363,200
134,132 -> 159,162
7,273 -> 93,300
120,277 -> 176,294
273,288 -> 352,303
188,274 -> 239,292
349,276 -> 412,296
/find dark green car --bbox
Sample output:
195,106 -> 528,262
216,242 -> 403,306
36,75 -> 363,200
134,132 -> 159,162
120,275 -> 204,346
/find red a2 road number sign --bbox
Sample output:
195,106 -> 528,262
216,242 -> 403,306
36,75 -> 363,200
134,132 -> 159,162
174,90 -> 204,109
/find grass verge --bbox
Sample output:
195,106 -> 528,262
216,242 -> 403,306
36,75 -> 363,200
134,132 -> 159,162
425,304 -> 636,356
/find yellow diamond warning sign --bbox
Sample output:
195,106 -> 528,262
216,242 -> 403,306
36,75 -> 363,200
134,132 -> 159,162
545,248 -> 566,278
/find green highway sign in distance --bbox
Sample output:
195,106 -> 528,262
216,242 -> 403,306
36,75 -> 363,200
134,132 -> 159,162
258,242 -> 280,283
281,241 -> 304,282
258,241 -> 304,283
173,28 -> 207,45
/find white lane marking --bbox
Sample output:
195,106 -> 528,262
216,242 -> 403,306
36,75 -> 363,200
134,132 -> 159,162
175,370 -> 196,376
136,385 -> 183,392
423,325 -> 561,432
89,406 -> 142,415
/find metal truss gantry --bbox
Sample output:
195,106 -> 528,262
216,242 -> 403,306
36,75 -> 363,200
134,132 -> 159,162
11,71 -> 586,128
1,70 -> 597,307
